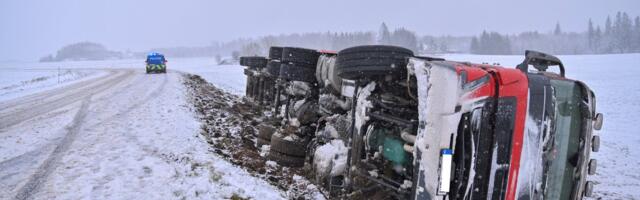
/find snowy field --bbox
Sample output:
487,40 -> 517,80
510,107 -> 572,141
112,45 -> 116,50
0,53 -> 638,199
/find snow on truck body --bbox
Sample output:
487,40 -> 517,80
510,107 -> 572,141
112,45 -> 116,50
409,52 -> 601,200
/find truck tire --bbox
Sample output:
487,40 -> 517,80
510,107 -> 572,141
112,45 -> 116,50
335,45 -> 414,80
240,56 -> 268,68
281,47 -> 320,67
270,133 -> 308,157
245,74 -> 254,98
257,124 -> 276,141
268,151 -> 305,167
266,60 -> 282,77
279,63 -> 317,83
269,46 -> 284,60
316,54 -> 342,93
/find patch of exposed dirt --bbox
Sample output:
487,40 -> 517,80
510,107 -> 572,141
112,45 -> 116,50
183,74 -> 326,199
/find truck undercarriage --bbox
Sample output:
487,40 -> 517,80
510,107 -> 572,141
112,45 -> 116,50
239,46 -> 603,200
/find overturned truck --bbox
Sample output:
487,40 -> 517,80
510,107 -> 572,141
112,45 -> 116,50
240,46 -> 603,200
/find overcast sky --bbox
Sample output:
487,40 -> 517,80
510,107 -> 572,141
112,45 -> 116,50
1,0 -> 639,61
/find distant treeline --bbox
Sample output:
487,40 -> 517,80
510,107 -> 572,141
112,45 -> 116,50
41,11 -> 640,61
239,23 -> 439,57
239,11 -> 640,56
471,12 -> 640,55
40,42 -> 124,62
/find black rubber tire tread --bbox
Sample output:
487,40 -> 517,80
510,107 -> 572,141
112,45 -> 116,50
252,77 -> 262,101
257,124 -> 276,140
319,51 -> 338,56
245,75 -> 254,98
268,150 -> 305,167
244,68 -> 253,76
263,78 -> 276,105
281,47 -> 321,66
413,55 -> 445,61
270,134 -> 308,157
335,45 -> 414,80
279,63 -> 317,83
266,60 -> 282,77
240,56 -> 268,68
269,46 -> 284,60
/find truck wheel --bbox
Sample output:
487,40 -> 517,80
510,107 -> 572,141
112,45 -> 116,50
270,133 -> 308,157
335,45 -> 414,80
279,63 -> 317,83
256,125 -> 276,148
266,60 -> 281,77
281,47 -> 320,66
268,151 -> 305,167
269,46 -> 284,60
245,75 -> 254,98
240,56 -> 268,68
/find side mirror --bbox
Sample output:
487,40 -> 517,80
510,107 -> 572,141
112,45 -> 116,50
593,113 -> 604,130
517,50 -> 565,77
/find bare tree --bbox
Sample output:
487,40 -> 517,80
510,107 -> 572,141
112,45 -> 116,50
378,23 -> 391,45
241,42 -> 263,56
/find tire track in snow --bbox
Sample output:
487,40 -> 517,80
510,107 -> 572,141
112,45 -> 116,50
13,97 -> 92,200
0,69 -> 134,130
86,72 -> 169,129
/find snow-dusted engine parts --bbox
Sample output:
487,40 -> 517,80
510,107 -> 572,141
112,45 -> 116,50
267,47 -> 323,167
285,45 -> 425,198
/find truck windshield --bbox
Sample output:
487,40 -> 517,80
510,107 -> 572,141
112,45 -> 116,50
545,79 -> 585,200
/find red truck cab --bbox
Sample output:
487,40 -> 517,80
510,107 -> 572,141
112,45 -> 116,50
411,51 -> 601,200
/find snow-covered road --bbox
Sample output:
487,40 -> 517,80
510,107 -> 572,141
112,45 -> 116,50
0,69 -> 284,199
